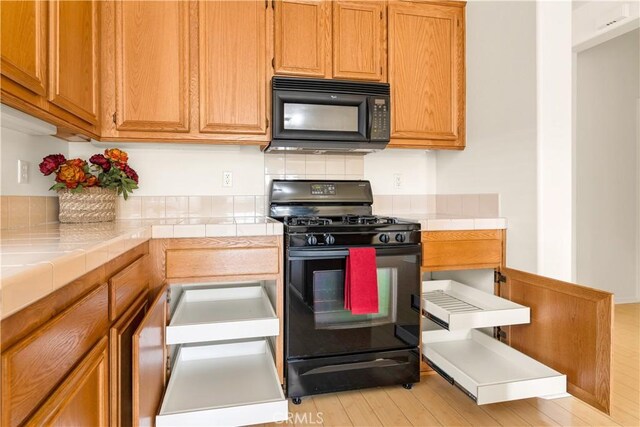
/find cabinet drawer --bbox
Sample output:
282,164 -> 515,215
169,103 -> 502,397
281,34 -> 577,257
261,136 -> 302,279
1,283 -> 108,427
422,280 -> 529,330
156,339 -> 287,426
166,285 -> 279,345
109,255 -> 149,321
422,328 -> 566,405
422,230 -> 503,271
166,247 -> 279,279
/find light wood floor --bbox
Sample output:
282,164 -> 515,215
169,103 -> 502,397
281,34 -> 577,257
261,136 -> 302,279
265,304 -> 639,427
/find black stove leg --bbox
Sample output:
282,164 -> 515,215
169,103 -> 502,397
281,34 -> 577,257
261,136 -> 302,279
291,397 -> 302,405
402,383 -> 414,390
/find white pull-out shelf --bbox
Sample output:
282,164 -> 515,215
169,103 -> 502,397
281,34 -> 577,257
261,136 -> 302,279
422,280 -> 530,330
422,328 -> 566,405
157,339 -> 288,427
167,286 -> 279,345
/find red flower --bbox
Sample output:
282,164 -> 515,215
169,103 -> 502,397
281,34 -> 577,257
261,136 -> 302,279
89,154 -> 111,172
39,154 -> 66,176
122,164 -> 139,184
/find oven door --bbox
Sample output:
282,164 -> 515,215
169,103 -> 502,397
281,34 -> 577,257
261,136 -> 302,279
286,245 -> 421,360
273,90 -> 368,142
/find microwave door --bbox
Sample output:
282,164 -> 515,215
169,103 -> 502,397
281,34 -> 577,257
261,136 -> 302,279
273,91 -> 368,142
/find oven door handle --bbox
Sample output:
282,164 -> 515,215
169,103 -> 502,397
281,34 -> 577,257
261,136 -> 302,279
289,245 -> 421,259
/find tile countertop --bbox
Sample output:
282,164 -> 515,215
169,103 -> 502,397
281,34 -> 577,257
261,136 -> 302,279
400,213 -> 508,231
0,217 -> 284,319
0,214 -> 506,319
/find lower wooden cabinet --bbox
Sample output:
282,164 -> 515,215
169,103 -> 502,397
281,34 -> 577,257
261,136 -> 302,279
26,337 -> 109,426
420,230 -> 614,414
133,279 -> 286,426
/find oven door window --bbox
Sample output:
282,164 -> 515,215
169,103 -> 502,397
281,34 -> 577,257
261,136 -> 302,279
313,268 -> 396,329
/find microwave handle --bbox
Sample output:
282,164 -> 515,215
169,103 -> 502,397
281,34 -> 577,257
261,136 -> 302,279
366,98 -> 373,139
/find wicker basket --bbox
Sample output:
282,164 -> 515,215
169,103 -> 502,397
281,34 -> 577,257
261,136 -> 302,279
58,187 -> 117,223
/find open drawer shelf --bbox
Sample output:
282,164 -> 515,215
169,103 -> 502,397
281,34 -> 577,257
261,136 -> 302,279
422,328 -> 566,405
157,339 -> 288,427
166,285 -> 279,345
422,280 -> 530,330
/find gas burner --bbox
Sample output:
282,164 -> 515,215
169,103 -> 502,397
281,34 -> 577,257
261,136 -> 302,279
287,216 -> 333,226
342,215 -> 399,225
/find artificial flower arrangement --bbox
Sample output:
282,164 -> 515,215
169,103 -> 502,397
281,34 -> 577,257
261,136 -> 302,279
39,148 -> 139,200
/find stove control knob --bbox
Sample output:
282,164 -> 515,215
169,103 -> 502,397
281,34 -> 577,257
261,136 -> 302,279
395,233 -> 406,243
379,233 -> 390,244
324,234 -> 336,245
306,235 -> 318,246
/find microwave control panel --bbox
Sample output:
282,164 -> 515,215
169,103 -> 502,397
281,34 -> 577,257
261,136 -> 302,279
370,97 -> 390,141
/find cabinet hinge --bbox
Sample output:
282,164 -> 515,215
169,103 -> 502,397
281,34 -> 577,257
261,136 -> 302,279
166,355 -> 171,376
494,271 -> 506,284
266,117 -> 270,129
112,112 -> 117,124
495,327 -> 507,341
166,287 -> 171,305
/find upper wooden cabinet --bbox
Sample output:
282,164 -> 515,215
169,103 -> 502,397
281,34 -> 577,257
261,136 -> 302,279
387,1 -> 465,149
0,0 -> 47,96
199,1 -> 268,135
114,0 -> 190,132
49,0 -> 99,124
274,0 -> 386,82
274,0 -> 331,78
333,1 -> 385,81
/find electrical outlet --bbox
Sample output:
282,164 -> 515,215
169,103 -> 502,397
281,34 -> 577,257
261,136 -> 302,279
223,171 -> 233,187
18,160 -> 30,184
393,173 -> 402,189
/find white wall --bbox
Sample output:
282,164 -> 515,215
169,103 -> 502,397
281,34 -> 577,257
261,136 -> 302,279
537,1 -> 573,281
575,29 -> 639,302
436,0 -> 539,272
0,127 -> 69,196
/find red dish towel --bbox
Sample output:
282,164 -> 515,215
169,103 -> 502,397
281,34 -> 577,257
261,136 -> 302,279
344,247 -> 379,315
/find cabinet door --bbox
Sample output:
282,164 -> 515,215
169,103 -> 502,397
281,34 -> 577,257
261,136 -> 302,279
48,0 -> 99,124
387,1 -> 465,148
0,0 -> 47,96
133,285 -> 167,427
274,0 -> 331,78
114,0 -> 189,132
199,1 -> 268,135
111,294 -> 148,427
333,1 -> 385,81
501,268 -> 613,414
26,337 -> 109,426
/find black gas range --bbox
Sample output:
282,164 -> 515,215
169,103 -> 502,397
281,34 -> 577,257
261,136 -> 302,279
270,180 -> 421,404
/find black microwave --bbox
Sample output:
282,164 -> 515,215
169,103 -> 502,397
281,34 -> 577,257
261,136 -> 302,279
267,77 -> 390,154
